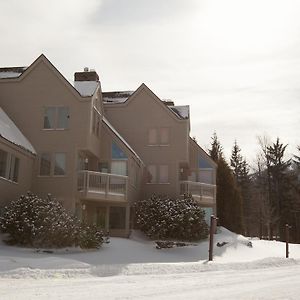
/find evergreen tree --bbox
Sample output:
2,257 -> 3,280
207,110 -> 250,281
208,133 -> 244,233
267,138 -> 292,239
230,140 -> 244,183
230,141 -> 252,235
209,132 -> 223,163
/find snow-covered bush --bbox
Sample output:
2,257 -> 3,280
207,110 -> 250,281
135,194 -> 209,241
0,192 -> 105,249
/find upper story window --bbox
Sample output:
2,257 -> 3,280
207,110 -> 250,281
43,106 -> 69,130
148,128 -> 169,146
39,152 -> 66,176
160,128 -> 169,145
0,149 -> 19,183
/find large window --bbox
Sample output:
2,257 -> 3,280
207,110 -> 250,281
112,142 -> 127,160
109,206 -> 126,229
39,153 -> 66,176
43,106 -> 69,130
0,149 -> 19,183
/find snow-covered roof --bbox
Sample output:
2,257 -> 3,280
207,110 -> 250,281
102,116 -> 143,164
103,91 -> 134,103
0,108 -> 36,154
169,105 -> 189,119
0,67 -> 27,79
74,81 -> 98,97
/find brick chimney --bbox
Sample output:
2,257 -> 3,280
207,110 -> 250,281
74,67 -> 99,82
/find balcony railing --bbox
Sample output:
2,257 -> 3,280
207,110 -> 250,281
180,181 -> 216,204
78,170 -> 128,202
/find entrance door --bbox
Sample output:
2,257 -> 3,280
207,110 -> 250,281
96,207 -> 106,229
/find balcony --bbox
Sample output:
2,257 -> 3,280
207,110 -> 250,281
180,181 -> 216,205
78,170 -> 128,202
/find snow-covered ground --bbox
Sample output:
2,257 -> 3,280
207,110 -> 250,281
0,227 -> 300,299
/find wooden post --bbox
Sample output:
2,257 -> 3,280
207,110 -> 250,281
208,215 -> 217,261
285,223 -> 290,258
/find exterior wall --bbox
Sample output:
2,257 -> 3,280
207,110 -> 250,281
0,58 -> 100,213
0,139 -> 34,208
104,86 -> 189,199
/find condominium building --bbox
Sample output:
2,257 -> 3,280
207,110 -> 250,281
0,55 -> 216,236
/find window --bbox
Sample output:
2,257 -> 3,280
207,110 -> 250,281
39,153 -> 66,176
43,106 -> 69,130
54,153 -> 66,176
112,142 -> 127,160
44,107 -> 56,129
147,165 -> 169,183
148,128 -> 170,146
148,165 -> 157,183
57,107 -> 69,129
0,149 -> 7,178
159,165 -> 169,183
9,156 -> 19,182
0,150 -> 19,183
148,128 -> 157,145
98,162 -> 109,173
40,153 -> 51,176
160,128 -> 169,145
111,161 -> 127,176
109,206 -> 126,229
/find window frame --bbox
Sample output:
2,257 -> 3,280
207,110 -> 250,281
0,149 -> 20,183
39,152 -> 67,177
43,106 -> 70,130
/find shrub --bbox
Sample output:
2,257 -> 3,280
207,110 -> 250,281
0,192 -> 105,249
135,194 -> 209,241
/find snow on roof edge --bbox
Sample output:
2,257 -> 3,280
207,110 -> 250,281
0,108 -> 36,154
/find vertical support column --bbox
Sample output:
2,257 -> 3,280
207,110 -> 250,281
105,206 -> 110,234
285,223 -> 290,258
106,175 -> 110,198
125,205 -> 130,236
208,215 -> 218,261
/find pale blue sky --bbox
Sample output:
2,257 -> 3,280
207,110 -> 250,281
1,0 -> 299,164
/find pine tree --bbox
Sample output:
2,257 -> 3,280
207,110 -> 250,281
209,132 -> 223,163
208,133 -> 244,233
230,140 -> 243,182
